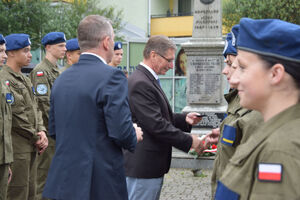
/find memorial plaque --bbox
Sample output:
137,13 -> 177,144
193,0 -> 222,38
188,56 -> 222,104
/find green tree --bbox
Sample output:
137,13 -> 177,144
222,0 -> 300,33
0,0 -> 123,50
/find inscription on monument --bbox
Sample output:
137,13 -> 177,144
188,56 -> 222,104
193,0 -> 222,38
195,112 -> 225,128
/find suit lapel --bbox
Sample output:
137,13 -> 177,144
137,65 -> 173,115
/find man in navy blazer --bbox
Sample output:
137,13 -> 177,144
43,15 -> 143,200
124,35 -> 205,200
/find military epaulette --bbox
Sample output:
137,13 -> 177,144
37,71 -> 44,77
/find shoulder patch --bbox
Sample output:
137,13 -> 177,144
258,163 -> 282,182
6,93 -> 14,104
36,84 -> 48,95
37,71 -> 44,77
5,80 -> 9,86
215,181 -> 239,200
221,125 -> 236,146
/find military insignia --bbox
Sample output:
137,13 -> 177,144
28,38 -> 31,45
118,43 -> 121,49
258,163 -> 282,182
200,0 -> 215,5
221,125 -> 236,146
37,71 -> 44,77
36,84 -> 48,95
32,86 -> 36,95
215,181 -> 239,200
5,80 -> 9,86
6,93 -> 14,104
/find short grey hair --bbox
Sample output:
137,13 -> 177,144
143,35 -> 176,59
77,15 -> 113,51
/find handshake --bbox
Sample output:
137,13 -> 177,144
190,128 -> 220,155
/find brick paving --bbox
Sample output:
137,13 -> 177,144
160,168 -> 212,200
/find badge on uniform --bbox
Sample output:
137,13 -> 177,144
221,125 -> 236,146
6,93 -> 14,104
36,84 -> 48,95
37,71 -> 44,77
258,163 -> 282,182
5,80 -> 9,86
215,181 -> 239,200
32,86 -> 36,95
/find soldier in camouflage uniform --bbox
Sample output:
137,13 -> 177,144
29,32 -> 66,200
60,38 -> 80,73
0,34 -> 13,200
2,34 -> 48,200
210,25 -> 263,198
215,18 -> 300,200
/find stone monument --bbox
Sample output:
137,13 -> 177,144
182,0 -> 226,135
171,0 -> 226,170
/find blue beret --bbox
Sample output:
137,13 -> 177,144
230,24 -> 240,47
42,32 -> 66,46
66,38 -> 80,51
223,32 -> 237,58
5,34 -> 31,51
114,41 -> 122,50
0,34 -> 5,45
238,18 -> 300,63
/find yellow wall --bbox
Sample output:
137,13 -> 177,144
151,16 -> 193,37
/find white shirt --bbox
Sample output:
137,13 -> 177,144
81,52 -> 107,64
140,62 -> 159,80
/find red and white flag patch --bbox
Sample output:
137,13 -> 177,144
258,163 -> 282,182
5,80 -> 9,86
37,71 -> 44,77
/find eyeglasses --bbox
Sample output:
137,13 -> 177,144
156,52 -> 174,63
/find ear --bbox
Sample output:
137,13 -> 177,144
102,36 -> 110,51
150,50 -> 156,59
269,63 -> 285,85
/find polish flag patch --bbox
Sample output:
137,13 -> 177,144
5,81 -> 9,86
258,163 -> 282,182
37,71 -> 44,77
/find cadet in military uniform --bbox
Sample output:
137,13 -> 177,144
0,34 -> 7,69
210,25 -> 263,198
2,34 -> 48,200
215,18 -> 300,199
29,32 -> 66,200
0,34 -> 13,200
60,38 -> 80,73
108,41 -> 123,67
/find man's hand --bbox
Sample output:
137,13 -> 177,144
186,112 -> 203,125
191,135 -> 205,154
35,131 -> 48,154
204,128 -> 220,149
133,123 -> 143,142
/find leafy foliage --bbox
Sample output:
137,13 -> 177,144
0,0 -> 123,49
222,0 -> 300,33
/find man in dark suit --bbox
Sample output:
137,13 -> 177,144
43,15 -> 143,200
124,35 -> 204,200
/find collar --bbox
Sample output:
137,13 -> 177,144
140,62 -> 159,80
81,52 -> 107,64
43,58 -> 59,72
3,64 -> 23,78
